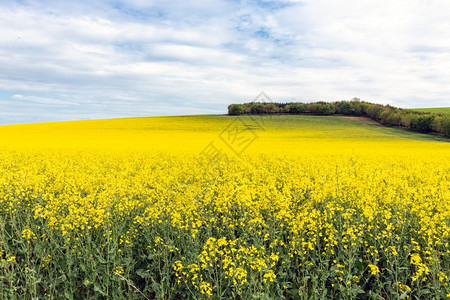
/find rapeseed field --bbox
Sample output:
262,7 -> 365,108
0,115 -> 449,299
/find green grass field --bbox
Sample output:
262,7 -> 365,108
409,107 -> 450,114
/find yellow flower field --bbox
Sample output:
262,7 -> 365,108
0,115 -> 449,298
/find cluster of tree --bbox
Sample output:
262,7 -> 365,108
228,99 -> 450,137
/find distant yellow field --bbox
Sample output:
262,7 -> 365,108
0,115 -> 449,298
0,115 -> 448,155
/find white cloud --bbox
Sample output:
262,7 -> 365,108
12,94 -> 23,99
0,0 -> 449,124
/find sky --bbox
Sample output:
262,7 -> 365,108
1,0 -> 450,124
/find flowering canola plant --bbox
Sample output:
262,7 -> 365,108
0,115 -> 449,298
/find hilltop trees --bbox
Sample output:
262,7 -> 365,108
228,104 -> 243,115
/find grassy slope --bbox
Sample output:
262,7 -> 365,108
409,107 -> 450,114
0,115 -> 448,155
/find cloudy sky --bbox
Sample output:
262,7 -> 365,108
1,0 -> 449,124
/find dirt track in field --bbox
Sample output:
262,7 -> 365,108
341,116 -> 385,127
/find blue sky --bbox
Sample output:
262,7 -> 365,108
1,0 -> 449,124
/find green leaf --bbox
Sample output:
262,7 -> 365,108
96,255 -> 106,264
400,291 -> 410,299
287,288 -> 299,296
94,284 -> 107,296
419,288 -> 431,295
64,289 -> 72,299
136,269 -> 149,278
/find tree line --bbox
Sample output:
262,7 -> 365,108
228,99 -> 450,138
